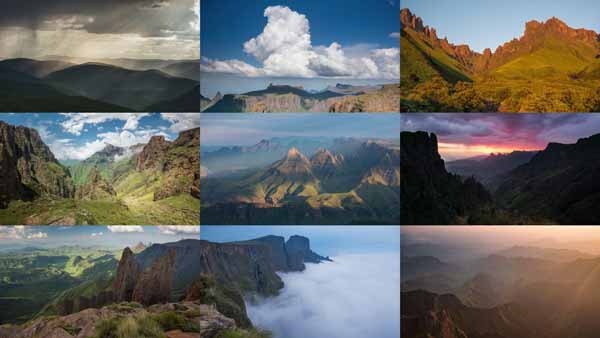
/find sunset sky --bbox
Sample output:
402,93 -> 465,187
401,113 -> 600,161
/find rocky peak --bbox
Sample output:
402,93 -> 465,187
112,247 -> 140,303
75,167 -> 116,201
0,121 -> 74,207
401,8 -> 424,32
273,147 -> 313,176
522,16 -> 598,45
285,235 -> 331,271
136,135 -> 171,171
310,148 -> 338,166
173,128 -> 200,148
132,248 -> 177,306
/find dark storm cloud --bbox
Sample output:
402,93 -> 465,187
0,0 -> 198,38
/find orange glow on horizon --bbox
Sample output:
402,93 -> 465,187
438,142 -> 542,161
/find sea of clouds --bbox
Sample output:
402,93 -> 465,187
246,252 -> 400,338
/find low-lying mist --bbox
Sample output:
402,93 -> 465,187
246,253 -> 400,338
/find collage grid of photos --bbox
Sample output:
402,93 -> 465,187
0,0 -> 401,338
401,0 -> 600,338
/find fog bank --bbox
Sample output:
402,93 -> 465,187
246,253 -> 400,338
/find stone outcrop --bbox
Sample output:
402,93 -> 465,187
401,7 -> 600,73
200,304 -> 236,338
74,168 -> 116,201
112,247 -> 140,303
132,248 -> 177,306
136,135 -> 170,171
135,128 -> 200,201
0,121 -> 74,208
0,301 -> 204,338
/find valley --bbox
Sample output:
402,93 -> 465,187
0,58 -> 200,112
0,120 -> 200,225
401,226 -> 600,338
0,232 -> 204,337
400,8 -> 600,112
201,83 -> 400,112
201,136 -> 400,224
401,129 -> 600,224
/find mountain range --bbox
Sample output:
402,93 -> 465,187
199,235 -> 330,338
401,130 -> 600,224
201,139 -> 400,224
401,238 -> 600,338
201,83 -> 400,112
0,121 -> 200,225
400,8 -> 600,112
0,58 -> 200,111
0,239 -> 205,337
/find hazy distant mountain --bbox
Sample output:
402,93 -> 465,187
0,58 -> 74,77
160,60 -> 199,80
446,151 -> 539,188
45,63 -> 199,110
202,83 -> 399,112
146,84 -> 201,111
201,140 -> 399,224
0,65 -> 128,111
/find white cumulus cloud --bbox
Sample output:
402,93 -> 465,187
200,6 -> 399,80
160,113 -> 200,133
0,226 -> 48,240
107,226 -> 144,233
60,113 -> 150,136
158,226 -> 200,235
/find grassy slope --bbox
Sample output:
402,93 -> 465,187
401,29 -> 471,89
0,248 -> 117,324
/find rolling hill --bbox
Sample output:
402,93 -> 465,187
45,63 -> 199,110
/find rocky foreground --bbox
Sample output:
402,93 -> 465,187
0,301 -> 202,338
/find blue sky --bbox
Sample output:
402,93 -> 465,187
200,0 -> 400,94
200,113 -> 401,146
0,226 -> 200,251
201,226 -> 400,257
0,113 -> 200,161
402,0 -> 600,53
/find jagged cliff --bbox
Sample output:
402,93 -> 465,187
401,8 -> 600,74
400,131 -> 493,224
201,140 -> 400,224
135,128 -> 200,201
495,133 -> 600,224
0,121 -> 74,208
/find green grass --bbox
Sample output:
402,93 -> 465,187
215,329 -> 273,338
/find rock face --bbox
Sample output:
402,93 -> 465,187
74,168 -> 116,200
112,247 -> 140,303
135,128 -> 200,201
202,140 -> 400,224
0,121 -> 74,208
136,135 -> 170,171
400,131 -> 493,224
285,235 -> 331,271
200,304 -> 236,338
200,240 -> 283,296
401,7 -> 600,74
132,248 -> 177,306
495,133 -> 600,224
